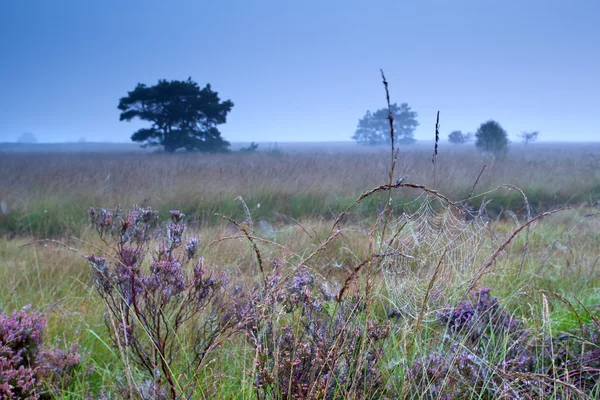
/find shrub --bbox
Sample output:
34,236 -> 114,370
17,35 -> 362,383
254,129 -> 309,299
407,288 -> 530,398
86,205 -> 242,398
407,288 -> 600,398
234,262 -> 392,399
437,287 -> 523,343
0,306 -> 83,399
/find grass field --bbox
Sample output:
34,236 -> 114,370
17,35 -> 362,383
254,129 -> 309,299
1,142 -> 600,399
2,142 -> 599,237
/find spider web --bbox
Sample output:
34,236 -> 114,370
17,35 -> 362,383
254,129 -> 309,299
383,195 -> 488,321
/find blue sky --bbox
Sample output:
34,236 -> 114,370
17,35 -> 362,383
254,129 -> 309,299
1,0 -> 598,143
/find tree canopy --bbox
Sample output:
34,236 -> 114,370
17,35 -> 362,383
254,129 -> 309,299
118,78 -> 233,152
475,120 -> 509,157
448,130 -> 472,144
519,131 -> 539,145
351,103 -> 418,145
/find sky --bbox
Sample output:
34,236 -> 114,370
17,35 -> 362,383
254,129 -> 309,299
0,0 -> 599,143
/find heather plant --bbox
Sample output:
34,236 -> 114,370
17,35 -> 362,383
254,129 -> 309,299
405,345 -> 531,399
3,73 -> 598,400
406,288 -> 600,398
86,205 -> 242,398
233,262 -> 392,399
406,292 -> 531,398
557,320 -> 600,395
0,306 -> 84,399
85,199 -> 394,398
437,287 -> 524,344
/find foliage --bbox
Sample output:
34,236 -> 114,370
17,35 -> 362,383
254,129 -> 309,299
0,306 -> 84,399
3,175 -> 600,398
447,130 -> 472,144
407,288 -> 600,398
437,287 -> 523,342
351,103 -> 418,145
118,78 -> 233,153
235,263 -> 392,399
475,120 -> 509,157
86,206 -> 241,398
83,200 -> 396,398
239,141 -> 259,153
519,130 -> 539,145
2,68 -> 599,399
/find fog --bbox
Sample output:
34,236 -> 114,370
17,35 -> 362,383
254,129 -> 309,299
1,0 -> 598,144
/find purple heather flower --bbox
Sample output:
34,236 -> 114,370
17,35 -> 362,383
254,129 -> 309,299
120,247 -> 142,267
170,210 -> 185,223
97,208 -> 112,227
148,261 -> 186,298
167,222 -> 185,247
185,237 -> 199,259
85,254 -> 107,272
140,206 -> 158,223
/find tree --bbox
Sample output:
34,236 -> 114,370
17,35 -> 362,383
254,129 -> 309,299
475,120 -> 509,157
118,78 -> 233,152
17,132 -> 37,143
351,103 -> 418,145
239,141 -> 259,153
518,130 -> 539,145
448,130 -> 472,144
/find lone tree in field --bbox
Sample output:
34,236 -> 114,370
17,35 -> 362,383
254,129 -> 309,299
519,130 -> 539,145
448,130 -> 472,144
352,103 -> 418,145
475,120 -> 509,157
118,78 -> 233,152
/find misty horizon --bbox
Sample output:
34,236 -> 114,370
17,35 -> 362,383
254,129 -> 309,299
1,1 -> 599,144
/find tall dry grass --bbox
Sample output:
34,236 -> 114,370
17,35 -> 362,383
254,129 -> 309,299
1,143 -> 599,236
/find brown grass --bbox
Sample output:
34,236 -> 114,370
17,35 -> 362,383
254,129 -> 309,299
1,142 -> 599,236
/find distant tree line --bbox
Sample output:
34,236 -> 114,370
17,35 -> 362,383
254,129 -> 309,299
117,77 -> 539,156
349,104 -> 539,158
446,121 -> 540,156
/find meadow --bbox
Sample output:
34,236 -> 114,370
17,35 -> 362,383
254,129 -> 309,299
1,142 -> 599,237
1,142 -> 600,399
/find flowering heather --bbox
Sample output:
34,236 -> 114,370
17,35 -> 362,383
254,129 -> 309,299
406,346 -> 527,399
184,237 -> 199,260
233,264 -> 392,399
0,306 -> 84,399
169,210 -> 185,223
407,332 -> 600,399
79,199 -> 598,398
86,204 -> 239,398
436,288 -> 535,373
438,287 -> 523,343
404,287 -> 600,398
